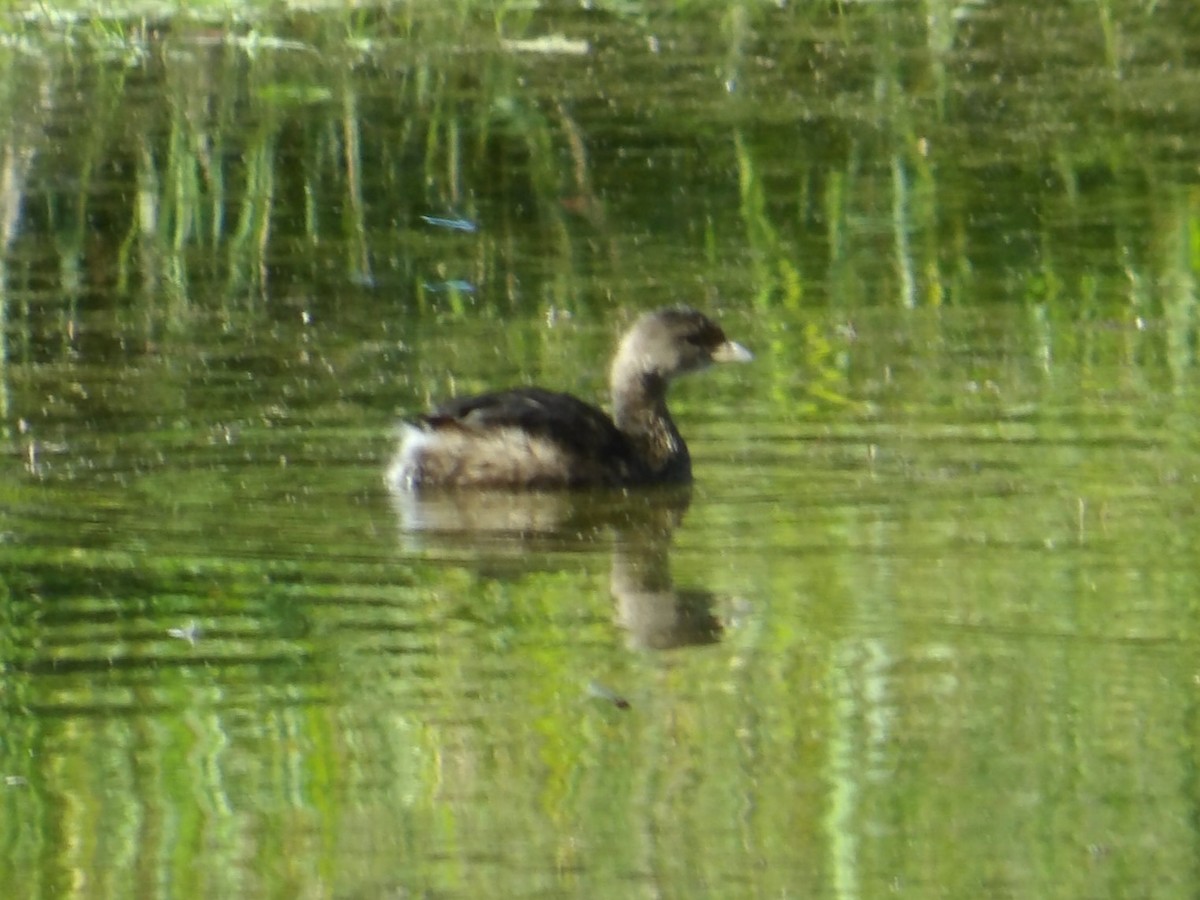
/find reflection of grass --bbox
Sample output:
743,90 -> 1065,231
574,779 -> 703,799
0,1 -> 1195,333
2,4 -> 591,314
734,131 -> 803,310
0,0 -> 1194,436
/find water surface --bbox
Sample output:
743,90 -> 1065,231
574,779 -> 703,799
2,3 -> 1200,898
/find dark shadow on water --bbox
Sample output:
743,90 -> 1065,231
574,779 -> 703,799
390,485 -> 729,650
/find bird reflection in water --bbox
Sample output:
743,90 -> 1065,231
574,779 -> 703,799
389,485 -> 732,652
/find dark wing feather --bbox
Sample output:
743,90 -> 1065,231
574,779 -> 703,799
423,387 -> 635,466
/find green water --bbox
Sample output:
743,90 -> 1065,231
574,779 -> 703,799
2,2 -> 1200,898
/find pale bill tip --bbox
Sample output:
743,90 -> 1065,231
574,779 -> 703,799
713,340 -> 753,363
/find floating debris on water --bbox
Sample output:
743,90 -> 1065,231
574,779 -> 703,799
502,34 -> 589,56
587,680 -> 630,710
167,620 -> 201,646
419,214 -> 478,233
422,280 -> 476,294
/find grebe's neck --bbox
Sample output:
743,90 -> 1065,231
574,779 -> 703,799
611,363 -> 687,477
